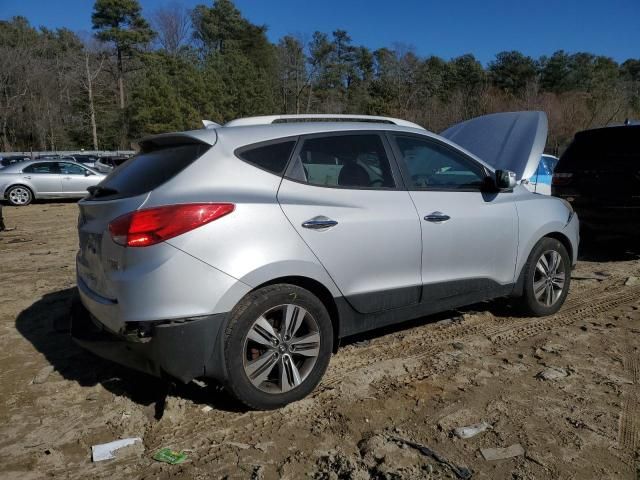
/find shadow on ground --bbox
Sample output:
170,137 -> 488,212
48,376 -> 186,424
15,287 -> 246,417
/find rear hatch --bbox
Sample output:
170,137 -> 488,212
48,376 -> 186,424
77,134 -> 213,299
553,126 -> 640,208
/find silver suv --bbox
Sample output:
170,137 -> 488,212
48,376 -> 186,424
72,112 -> 579,409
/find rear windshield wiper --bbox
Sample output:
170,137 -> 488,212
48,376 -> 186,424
87,186 -> 119,198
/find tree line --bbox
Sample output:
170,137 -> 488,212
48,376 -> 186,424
1,0 -> 638,153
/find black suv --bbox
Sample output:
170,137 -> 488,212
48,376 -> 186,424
552,124 -> 639,237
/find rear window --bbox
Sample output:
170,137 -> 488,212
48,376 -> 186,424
236,140 -> 296,175
88,143 -> 209,200
559,127 -> 640,172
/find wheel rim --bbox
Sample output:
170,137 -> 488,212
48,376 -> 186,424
533,249 -> 566,307
9,187 -> 30,205
242,304 -> 321,394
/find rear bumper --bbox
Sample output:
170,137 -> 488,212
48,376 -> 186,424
70,294 -> 228,383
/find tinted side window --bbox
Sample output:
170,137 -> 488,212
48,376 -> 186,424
291,134 -> 395,189
237,140 -> 296,175
59,162 -> 86,175
23,162 -> 59,174
393,136 -> 485,189
559,127 -> 640,172
90,143 -> 208,200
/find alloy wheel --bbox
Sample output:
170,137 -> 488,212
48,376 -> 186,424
533,250 -> 566,307
242,304 -> 321,394
9,187 -> 31,205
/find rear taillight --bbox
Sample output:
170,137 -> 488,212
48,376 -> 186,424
552,172 -> 573,186
109,203 -> 234,247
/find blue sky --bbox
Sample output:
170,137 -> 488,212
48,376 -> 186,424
1,0 -> 638,64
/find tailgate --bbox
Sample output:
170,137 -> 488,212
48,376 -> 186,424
77,195 -> 148,299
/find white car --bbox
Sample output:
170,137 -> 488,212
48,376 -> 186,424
0,160 -> 105,205
523,154 -> 558,195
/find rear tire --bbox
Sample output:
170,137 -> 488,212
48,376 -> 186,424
7,185 -> 33,206
517,237 -> 571,316
223,284 -> 333,410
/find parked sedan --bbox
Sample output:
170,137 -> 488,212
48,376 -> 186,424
0,160 -> 106,206
0,155 -> 31,169
72,154 -> 99,169
93,155 -> 130,173
71,111 -> 579,410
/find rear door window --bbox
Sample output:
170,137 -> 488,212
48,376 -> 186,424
23,162 -> 60,174
287,133 -> 395,189
88,143 -> 209,200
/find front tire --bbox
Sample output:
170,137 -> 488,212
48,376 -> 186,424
223,284 -> 333,410
518,237 -> 571,316
7,185 -> 33,206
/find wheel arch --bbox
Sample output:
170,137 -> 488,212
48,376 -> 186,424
544,231 -> 573,264
254,276 -> 341,353
5,183 -> 35,203
513,231 -> 573,297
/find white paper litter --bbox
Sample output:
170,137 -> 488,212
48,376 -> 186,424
91,437 -> 142,462
453,422 -> 492,439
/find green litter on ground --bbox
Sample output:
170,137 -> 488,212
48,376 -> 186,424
153,448 -> 187,465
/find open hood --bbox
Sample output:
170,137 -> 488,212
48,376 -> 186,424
441,111 -> 548,181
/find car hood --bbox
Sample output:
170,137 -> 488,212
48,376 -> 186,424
441,111 -> 548,181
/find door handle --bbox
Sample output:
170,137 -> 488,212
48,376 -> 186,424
424,212 -> 450,222
23,176 -> 31,179
63,176 -> 71,180
302,216 -> 338,229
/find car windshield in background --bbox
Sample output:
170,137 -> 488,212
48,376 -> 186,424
88,143 -> 209,200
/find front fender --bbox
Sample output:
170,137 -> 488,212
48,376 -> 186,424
514,192 -> 579,279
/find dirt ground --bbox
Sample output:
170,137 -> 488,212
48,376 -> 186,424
0,202 -> 639,480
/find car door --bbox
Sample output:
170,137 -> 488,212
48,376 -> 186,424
388,133 -> 519,302
278,131 -> 422,314
59,162 -> 97,195
22,162 -> 63,195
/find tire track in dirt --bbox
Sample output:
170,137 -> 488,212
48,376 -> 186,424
143,283 -> 640,465
486,286 -> 640,345
322,283 -> 634,387
618,346 -> 640,470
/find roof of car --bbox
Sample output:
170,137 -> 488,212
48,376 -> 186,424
143,119 -> 429,146
576,124 -> 640,137
0,159 -> 98,173
140,118 -> 496,173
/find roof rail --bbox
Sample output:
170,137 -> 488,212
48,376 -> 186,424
224,114 -> 424,130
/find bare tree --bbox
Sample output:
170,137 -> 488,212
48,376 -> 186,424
82,51 -> 106,150
152,2 -> 192,55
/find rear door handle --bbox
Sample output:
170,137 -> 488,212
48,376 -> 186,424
424,212 -> 450,222
302,216 -> 338,229
23,176 -> 31,179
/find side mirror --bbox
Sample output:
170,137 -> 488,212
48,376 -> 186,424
495,169 -> 517,190
85,170 -> 92,177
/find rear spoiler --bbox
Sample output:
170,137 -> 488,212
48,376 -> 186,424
138,129 -> 218,151
441,111 -> 548,181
